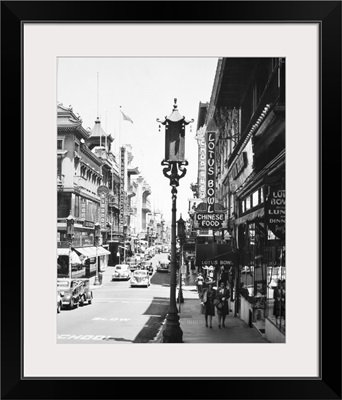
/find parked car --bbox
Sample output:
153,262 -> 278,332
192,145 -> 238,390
57,278 -> 84,309
140,261 -> 153,275
130,270 -> 150,288
157,261 -> 170,273
77,278 -> 93,306
112,264 -> 131,281
57,291 -> 63,313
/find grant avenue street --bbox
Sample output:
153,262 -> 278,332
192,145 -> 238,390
57,254 -> 170,344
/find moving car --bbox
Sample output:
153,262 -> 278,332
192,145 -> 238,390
112,264 -> 131,281
57,278 -> 84,309
130,270 -> 150,288
157,261 -> 170,273
140,261 -> 153,275
127,261 -> 139,272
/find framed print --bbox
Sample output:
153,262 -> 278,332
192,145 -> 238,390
1,1 -> 341,399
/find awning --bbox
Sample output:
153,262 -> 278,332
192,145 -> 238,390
235,207 -> 265,225
57,249 -> 82,264
73,246 -> 111,258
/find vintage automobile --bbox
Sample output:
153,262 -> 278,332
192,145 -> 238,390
77,278 -> 93,306
57,291 -> 63,313
130,269 -> 150,288
56,278 -> 85,309
127,261 -> 139,272
140,261 -> 153,275
157,261 -> 170,273
112,264 -> 131,281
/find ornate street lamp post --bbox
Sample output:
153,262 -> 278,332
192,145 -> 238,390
94,222 -> 101,285
157,98 -> 193,343
66,213 -> 75,280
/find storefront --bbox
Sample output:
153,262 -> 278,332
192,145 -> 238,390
234,170 -> 285,342
73,246 -> 111,281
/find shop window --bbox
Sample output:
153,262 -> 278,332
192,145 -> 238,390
246,196 -> 251,211
57,139 -> 63,150
265,238 -> 286,334
252,191 -> 259,207
260,188 -> 264,203
241,200 -> 245,214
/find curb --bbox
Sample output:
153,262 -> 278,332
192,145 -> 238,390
153,318 -> 166,343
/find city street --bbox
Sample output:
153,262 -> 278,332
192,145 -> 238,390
57,254 -> 171,344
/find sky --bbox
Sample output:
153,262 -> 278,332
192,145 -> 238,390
57,57 -> 218,221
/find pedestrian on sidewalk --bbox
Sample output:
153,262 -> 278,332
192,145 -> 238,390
195,272 -> 204,296
215,281 -> 230,328
200,280 -> 216,328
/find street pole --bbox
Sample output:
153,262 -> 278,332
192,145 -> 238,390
158,98 -> 193,343
94,223 -> 101,285
66,213 -> 74,280
68,240 -> 72,280
161,162 -> 188,343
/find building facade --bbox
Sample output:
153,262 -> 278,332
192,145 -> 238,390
57,104 -> 156,279
191,58 -> 285,342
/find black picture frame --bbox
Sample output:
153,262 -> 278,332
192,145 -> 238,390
1,1 -> 341,399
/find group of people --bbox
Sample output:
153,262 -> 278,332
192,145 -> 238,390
195,273 -> 231,329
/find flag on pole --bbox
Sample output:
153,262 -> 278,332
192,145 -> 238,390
120,110 -> 133,123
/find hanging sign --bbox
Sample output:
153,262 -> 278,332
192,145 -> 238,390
97,185 -> 109,229
196,127 -> 207,200
206,131 -> 216,212
194,212 -> 226,229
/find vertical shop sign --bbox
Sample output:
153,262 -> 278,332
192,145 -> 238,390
196,127 -> 207,200
206,131 -> 216,212
97,186 -> 109,229
119,146 -> 125,233
267,185 -> 285,240
81,198 -> 86,220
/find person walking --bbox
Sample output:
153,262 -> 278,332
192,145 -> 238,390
273,279 -> 285,325
215,281 -> 230,328
200,280 -> 216,328
195,272 -> 204,296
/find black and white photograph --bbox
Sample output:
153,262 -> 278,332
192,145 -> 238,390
2,1 -> 341,396
56,57 -> 285,345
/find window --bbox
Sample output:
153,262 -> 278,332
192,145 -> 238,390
252,191 -> 259,207
241,200 -> 245,214
57,158 -> 62,177
74,195 -> 80,218
245,196 -> 251,211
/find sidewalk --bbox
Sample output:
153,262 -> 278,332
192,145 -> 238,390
155,271 -> 269,343
89,266 -> 115,290
89,267 -> 269,343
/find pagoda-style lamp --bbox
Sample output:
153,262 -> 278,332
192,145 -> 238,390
94,222 -> 101,285
157,98 -> 193,343
66,213 -> 75,279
